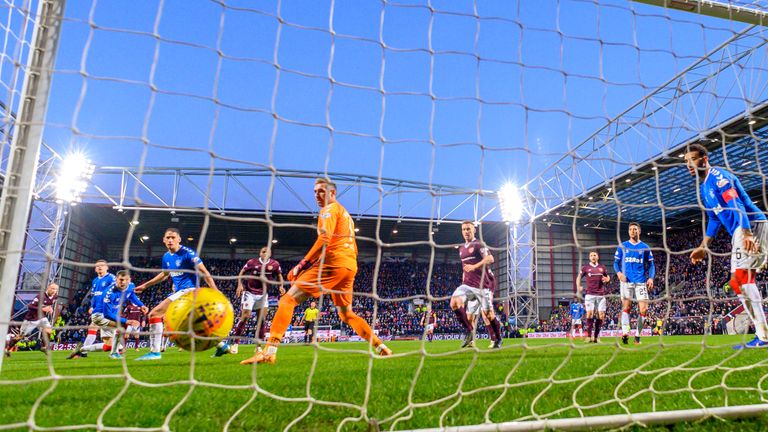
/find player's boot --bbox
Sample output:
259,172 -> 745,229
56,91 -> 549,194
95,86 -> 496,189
3,349 -> 10,358
742,336 -> 768,349
240,351 -> 276,365
213,341 -> 230,357
109,352 -> 123,360
376,344 -> 393,356
229,344 -> 239,355
136,351 -> 162,361
492,339 -> 503,349
634,336 -> 641,345
66,343 -> 83,360
460,332 -> 474,348
621,334 -> 629,345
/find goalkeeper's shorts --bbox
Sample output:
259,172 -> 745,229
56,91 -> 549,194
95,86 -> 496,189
293,265 -> 356,307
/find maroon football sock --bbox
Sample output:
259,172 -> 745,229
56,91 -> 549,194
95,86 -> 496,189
453,307 -> 473,332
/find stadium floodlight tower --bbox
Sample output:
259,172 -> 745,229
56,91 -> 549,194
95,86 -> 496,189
498,182 -> 538,328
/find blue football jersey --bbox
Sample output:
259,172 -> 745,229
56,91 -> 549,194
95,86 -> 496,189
102,282 -> 143,325
701,166 -> 766,238
570,303 -> 585,320
162,246 -> 202,291
90,273 -> 115,310
613,241 -> 655,284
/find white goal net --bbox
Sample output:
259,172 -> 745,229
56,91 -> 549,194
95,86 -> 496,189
2,0 -> 768,430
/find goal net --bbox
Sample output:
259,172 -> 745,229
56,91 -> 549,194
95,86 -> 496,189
2,0 -> 768,430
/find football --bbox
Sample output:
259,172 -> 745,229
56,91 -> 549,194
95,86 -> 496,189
163,288 -> 234,351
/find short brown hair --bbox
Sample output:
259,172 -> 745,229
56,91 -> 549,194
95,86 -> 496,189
686,142 -> 708,158
165,227 -> 181,236
628,222 -> 641,230
315,178 -> 337,191
461,220 -> 475,226
116,269 -> 131,278
95,259 -> 107,265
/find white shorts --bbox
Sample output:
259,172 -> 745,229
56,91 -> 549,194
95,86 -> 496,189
90,313 -> 117,339
425,324 -> 435,332
20,318 -> 51,336
126,325 -> 142,335
242,291 -> 268,311
572,319 -> 582,326
168,288 -> 195,302
620,282 -> 649,301
585,294 -> 607,313
453,285 -> 492,312
466,298 -> 481,316
731,222 -> 768,272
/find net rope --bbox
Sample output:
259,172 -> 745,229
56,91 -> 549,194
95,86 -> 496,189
1,0 -> 768,431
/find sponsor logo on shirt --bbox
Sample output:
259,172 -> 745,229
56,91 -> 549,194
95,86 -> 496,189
624,257 -> 644,264
170,271 -> 184,277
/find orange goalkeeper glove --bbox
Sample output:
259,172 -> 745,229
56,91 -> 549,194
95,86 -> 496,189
287,259 -> 311,282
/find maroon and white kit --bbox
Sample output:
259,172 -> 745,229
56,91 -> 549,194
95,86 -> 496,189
452,240 -> 495,312
579,263 -> 608,313
240,257 -> 282,310
20,292 -> 57,336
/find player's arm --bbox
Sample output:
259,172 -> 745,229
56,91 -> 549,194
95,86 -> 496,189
646,249 -> 655,289
103,294 -> 127,326
613,247 -> 625,282
196,262 -> 218,291
135,271 -> 170,293
298,309 -> 306,327
576,268 -> 585,294
235,266 -> 247,298
291,207 -> 338,280
465,252 -> 494,273
719,176 -> 757,252
276,268 -> 286,295
127,289 -> 145,308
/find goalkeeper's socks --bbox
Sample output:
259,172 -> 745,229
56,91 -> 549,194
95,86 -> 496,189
452,307 -> 473,332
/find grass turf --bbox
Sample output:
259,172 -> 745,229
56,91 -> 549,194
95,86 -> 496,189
1,335 -> 768,431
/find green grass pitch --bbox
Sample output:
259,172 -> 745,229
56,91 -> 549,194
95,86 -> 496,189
2,335 -> 768,431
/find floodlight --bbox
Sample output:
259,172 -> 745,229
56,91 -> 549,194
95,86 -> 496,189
55,152 -> 94,203
230,237 -> 237,243
498,183 -> 524,223
271,239 -> 278,244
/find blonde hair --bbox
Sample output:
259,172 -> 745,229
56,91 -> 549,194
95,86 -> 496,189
315,177 -> 337,191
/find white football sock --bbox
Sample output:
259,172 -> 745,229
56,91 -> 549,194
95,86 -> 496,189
150,322 -> 163,353
82,342 -> 104,352
83,332 -> 97,347
621,311 -> 630,335
742,284 -> 768,341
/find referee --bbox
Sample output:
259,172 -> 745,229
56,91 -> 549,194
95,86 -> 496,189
300,301 -> 319,343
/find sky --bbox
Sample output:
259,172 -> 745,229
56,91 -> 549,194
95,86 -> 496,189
3,0 -> 761,220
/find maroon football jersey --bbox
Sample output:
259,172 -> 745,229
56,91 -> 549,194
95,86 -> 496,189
24,292 -> 57,321
424,312 -> 437,325
459,240 -> 496,291
580,263 -> 608,296
124,302 -> 144,322
241,258 -> 282,295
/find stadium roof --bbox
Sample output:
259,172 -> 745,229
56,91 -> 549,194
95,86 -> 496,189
73,204 -> 509,254
538,103 -> 768,231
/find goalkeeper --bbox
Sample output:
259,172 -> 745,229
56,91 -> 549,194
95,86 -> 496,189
241,178 -> 392,365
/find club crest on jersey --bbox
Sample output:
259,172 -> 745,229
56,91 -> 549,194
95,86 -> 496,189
175,259 -> 181,267
468,247 -> 474,254
267,266 -> 272,271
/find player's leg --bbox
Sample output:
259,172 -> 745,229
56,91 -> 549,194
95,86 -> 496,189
137,297 -> 172,360
635,296 -> 649,345
216,294 -> 254,357
595,297 -> 606,342
330,269 -> 391,355
253,305 -> 268,350
241,279 -> 311,365
584,296 -> 594,342
620,283 -> 632,344
450,286 -> 474,336
482,292 -> 503,347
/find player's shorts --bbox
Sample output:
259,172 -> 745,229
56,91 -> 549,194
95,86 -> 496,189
466,298 -> 481,316
731,221 -> 768,272
242,291 -> 268,311
90,313 -> 116,339
168,287 -> 195,302
425,323 -> 435,332
584,294 -> 607,313
305,321 -> 316,332
125,324 -> 142,335
452,285 -> 493,312
620,282 -> 649,301
20,318 -> 51,336
571,319 -> 582,326
294,266 -> 356,307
